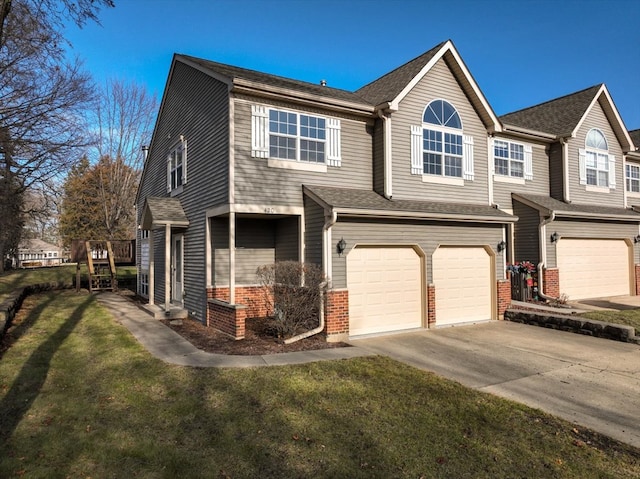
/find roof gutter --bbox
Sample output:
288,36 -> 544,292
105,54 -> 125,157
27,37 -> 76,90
334,208 -> 517,223
500,123 -> 556,141
561,137 -> 570,203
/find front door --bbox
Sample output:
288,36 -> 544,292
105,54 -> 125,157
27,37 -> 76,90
171,234 -> 183,304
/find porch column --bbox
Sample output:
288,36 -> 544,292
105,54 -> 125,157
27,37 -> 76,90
165,224 -> 171,311
229,212 -> 236,304
149,229 -> 155,306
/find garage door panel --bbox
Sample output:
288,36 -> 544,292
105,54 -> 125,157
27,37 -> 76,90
433,246 -> 492,325
348,247 -> 423,336
556,239 -> 630,300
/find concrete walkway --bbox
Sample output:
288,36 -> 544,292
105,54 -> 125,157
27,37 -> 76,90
94,292 -> 372,367
352,322 -> 640,449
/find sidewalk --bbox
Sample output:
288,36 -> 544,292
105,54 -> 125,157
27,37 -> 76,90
95,292 -> 372,368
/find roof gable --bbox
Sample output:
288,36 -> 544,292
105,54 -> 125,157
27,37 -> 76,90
501,85 -> 633,151
355,40 -> 500,132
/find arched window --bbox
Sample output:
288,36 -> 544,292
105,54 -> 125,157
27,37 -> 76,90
421,100 -> 464,178
583,128 -> 611,187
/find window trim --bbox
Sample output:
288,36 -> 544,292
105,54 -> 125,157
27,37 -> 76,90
492,139 -> 533,180
167,137 -> 187,195
579,129 -> 615,189
626,163 -> 640,194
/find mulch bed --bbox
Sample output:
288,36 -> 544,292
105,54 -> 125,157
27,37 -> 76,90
160,316 -> 349,355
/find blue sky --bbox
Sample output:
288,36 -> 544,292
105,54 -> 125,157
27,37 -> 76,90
65,0 -> 640,130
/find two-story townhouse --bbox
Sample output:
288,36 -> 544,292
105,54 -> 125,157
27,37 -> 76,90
136,40 -> 516,341
500,86 -> 640,300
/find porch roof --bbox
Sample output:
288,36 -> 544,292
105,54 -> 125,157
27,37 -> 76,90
140,196 -> 189,230
304,185 -> 517,223
513,193 -> 640,222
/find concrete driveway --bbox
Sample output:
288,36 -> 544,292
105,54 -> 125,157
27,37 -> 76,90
351,321 -> 640,448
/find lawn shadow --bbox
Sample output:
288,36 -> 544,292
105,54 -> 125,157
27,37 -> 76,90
0,293 -> 93,444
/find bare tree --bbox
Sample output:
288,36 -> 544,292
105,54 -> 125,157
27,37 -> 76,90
0,0 -> 114,271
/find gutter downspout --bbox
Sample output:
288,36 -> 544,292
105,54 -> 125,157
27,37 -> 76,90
561,138 -> 570,203
284,210 -> 336,344
378,110 -> 392,199
537,211 -> 557,301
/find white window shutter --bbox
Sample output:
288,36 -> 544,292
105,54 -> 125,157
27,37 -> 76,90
524,144 -> 533,180
166,156 -> 171,193
182,139 -> 187,185
251,105 -> 269,158
410,125 -> 422,175
579,148 -> 587,185
609,154 -> 616,188
463,135 -> 474,180
327,118 -> 341,167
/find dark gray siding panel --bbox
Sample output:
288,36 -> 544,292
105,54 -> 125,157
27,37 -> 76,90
391,58 -> 489,204
512,201 -> 540,264
304,197 -> 325,266
275,216 -> 300,262
137,60 -> 231,321
549,142 -> 564,201
331,219 -> 505,289
233,97 -> 373,207
567,101 -> 625,207
545,219 -> 640,268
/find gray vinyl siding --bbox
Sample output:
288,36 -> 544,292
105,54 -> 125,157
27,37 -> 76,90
331,218 -> 504,289
304,197 -> 325,266
512,200 -> 541,264
275,216 -> 300,262
137,60 -> 231,321
390,58 -> 489,204
545,219 -> 640,268
233,96 -> 373,207
211,217 -> 229,285
492,136 -> 550,209
567,100 -> 625,207
373,117 -> 385,195
549,142 -> 564,201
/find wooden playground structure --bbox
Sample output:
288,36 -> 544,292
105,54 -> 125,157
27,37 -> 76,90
71,240 -> 135,292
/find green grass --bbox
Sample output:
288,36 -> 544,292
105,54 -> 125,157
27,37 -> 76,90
581,309 -> 640,332
1,291 -> 639,478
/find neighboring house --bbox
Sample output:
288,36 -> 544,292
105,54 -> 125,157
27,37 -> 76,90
136,39 -> 640,340
15,238 -> 63,268
501,86 -> 640,300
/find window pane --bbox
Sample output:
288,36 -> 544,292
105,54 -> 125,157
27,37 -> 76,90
586,169 -> 597,185
495,158 -> 509,175
586,151 -> 597,168
511,161 -> 523,177
424,152 -> 441,175
444,133 -> 462,156
423,129 -> 442,152
495,141 -> 509,159
444,156 -> 462,177
510,143 -> 523,160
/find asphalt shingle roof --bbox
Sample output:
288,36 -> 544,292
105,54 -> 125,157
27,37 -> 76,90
355,41 -> 446,106
514,193 -> 640,219
500,85 -> 602,136
305,185 -> 515,221
144,197 -> 189,226
179,54 -> 370,105
629,129 -> 640,150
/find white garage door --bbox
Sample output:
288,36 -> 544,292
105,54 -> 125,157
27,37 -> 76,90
556,239 -> 630,300
347,246 -> 423,336
432,246 -> 492,326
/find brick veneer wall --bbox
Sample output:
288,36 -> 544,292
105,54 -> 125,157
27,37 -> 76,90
497,279 -> 511,318
542,268 -> 559,298
635,264 -> 640,295
427,283 -> 436,326
207,299 -> 246,339
325,289 -> 349,339
207,286 -> 272,319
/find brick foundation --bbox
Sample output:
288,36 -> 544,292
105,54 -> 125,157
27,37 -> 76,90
207,299 -> 246,339
497,279 -> 511,319
427,283 -> 436,326
207,286 -> 272,319
325,289 -> 349,340
542,268 -> 559,298
635,264 -> 640,295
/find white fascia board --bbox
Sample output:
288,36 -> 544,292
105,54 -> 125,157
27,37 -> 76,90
389,41 -> 501,133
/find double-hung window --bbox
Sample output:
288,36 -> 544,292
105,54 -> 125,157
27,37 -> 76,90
626,164 -> 640,193
269,110 -> 326,163
410,99 -> 474,182
167,137 -> 187,194
493,139 -> 533,180
579,129 -> 615,189
252,105 -> 341,168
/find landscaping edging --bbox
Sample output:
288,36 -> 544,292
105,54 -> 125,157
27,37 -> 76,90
505,307 -> 640,345
0,282 -> 72,340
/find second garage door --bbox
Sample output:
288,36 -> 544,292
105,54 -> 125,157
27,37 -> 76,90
347,246 -> 423,337
556,238 -> 631,300
432,246 -> 493,326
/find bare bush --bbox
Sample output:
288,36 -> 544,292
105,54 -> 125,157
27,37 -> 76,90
256,261 -> 326,339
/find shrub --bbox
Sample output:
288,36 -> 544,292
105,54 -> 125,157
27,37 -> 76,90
256,261 -> 327,339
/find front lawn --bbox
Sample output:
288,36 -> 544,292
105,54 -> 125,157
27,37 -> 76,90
1,291 -> 639,478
